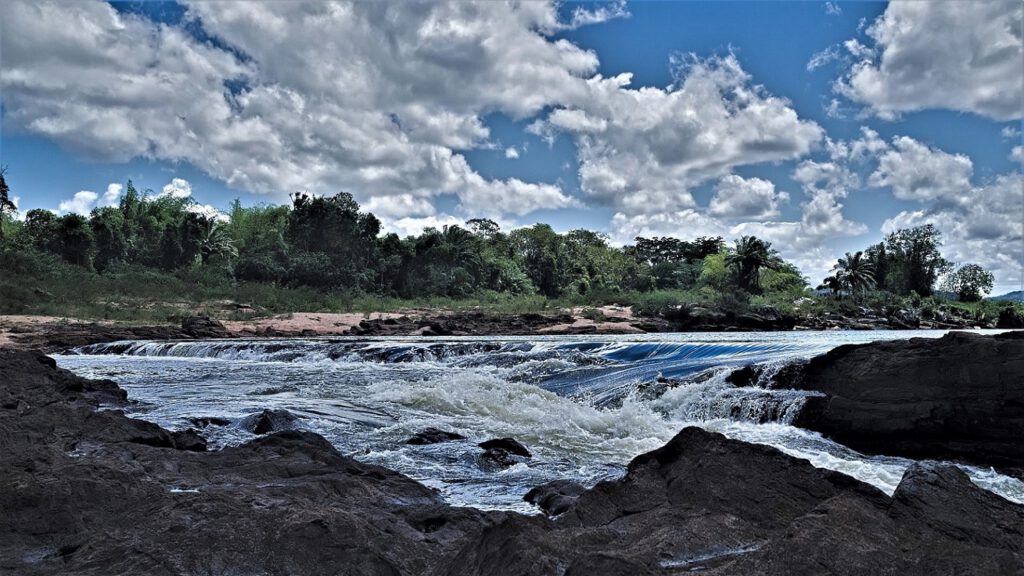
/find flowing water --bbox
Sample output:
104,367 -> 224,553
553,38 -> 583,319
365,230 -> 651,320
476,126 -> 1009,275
56,330 -> 1024,513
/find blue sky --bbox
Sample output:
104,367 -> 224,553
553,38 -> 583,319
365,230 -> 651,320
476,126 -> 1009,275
2,1 -> 1022,291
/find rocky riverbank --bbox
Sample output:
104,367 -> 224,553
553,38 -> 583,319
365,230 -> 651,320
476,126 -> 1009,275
732,331 -> 1024,474
2,346 -> 1023,574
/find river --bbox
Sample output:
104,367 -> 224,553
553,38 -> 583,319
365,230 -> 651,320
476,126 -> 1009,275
56,330 -> 1024,512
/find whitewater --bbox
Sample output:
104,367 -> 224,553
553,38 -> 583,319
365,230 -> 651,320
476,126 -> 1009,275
57,330 -> 1024,513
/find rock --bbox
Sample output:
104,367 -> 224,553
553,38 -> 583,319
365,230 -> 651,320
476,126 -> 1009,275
405,427 -> 467,445
524,480 -> 586,517
236,408 -> 300,434
777,331 -> 1024,469
4,348 -> 1023,576
478,438 -> 532,470
478,437 -> 531,458
180,315 -> 230,338
188,416 -> 232,428
171,428 -> 208,452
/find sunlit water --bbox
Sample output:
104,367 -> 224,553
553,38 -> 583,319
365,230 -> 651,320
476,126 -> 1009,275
56,330 -> 1024,512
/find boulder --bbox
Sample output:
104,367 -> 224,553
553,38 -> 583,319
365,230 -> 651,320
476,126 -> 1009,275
405,427 -> 467,445
524,480 -> 586,517
777,331 -> 1024,469
236,408 -> 301,434
180,315 -> 230,338
171,428 -> 208,452
478,438 -> 532,470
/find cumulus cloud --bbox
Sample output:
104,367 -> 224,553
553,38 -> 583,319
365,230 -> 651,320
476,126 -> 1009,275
868,137 -> 974,204
159,178 -> 193,199
836,1 -> 1024,120
504,147 -> 520,159
2,0 -> 590,220
58,192 -> 99,216
824,2 -> 842,16
1002,126 -> 1021,140
1012,146 -> 1024,164
534,54 -> 823,214
56,183 -> 123,215
708,175 -> 789,219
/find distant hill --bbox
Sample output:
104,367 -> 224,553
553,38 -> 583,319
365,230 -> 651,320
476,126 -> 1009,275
989,291 -> 1024,302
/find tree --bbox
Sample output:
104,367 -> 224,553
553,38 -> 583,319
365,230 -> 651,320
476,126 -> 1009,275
55,214 -> 96,268
725,236 -> 780,293
0,167 -> 15,242
833,251 -> 875,295
90,207 -> 128,272
817,275 -> 844,296
198,217 -> 238,265
882,225 -> 952,297
941,264 -> 994,302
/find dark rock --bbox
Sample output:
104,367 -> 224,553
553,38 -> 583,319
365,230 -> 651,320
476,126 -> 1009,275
478,438 -> 531,458
171,428 -> 208,452
778,331 -> 1024,469
524,480 -> 586,517
189,416 -> 232,428
236,408 -> 301,434
405,427 -> 467,445
4,348 -> 1023,576
180,315 -> 230,338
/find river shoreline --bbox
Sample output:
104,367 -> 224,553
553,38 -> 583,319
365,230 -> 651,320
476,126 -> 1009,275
2,337 -> 1023,574
0,305 -> 1002,353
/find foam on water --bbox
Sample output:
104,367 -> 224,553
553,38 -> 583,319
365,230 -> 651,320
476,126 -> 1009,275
60,330 -> 1024,510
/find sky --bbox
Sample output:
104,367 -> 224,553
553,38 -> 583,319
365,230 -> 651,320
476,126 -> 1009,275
1,0 -> 1022,292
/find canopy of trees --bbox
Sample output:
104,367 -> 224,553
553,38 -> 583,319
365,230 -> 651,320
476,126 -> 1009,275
1,174 -> 995,310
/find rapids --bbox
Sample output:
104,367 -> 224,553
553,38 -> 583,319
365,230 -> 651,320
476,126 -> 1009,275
57,330 -> 1024,512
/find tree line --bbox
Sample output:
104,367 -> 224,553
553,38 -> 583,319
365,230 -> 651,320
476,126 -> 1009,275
0,171 -> 998,305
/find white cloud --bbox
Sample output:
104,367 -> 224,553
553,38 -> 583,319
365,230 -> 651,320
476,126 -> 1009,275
1001,125 -> 1021,140
2,0 -> 592,221
565,0 -> 630,29
504,147 -> 520,159
836,1 -> 1024,120
385,214 -> 466,238
868,136 -> 974,204
824,2 -> 842,16
1012,146 -> 1024,164
807,46 -> 840,72
363,194 -> 436,219
101,183 -> 122,206
58,191 -> 98,215
536,54 -> 823,214
159,178 -> 193,199
708,175 -> 789,219
56,182 -> 124,215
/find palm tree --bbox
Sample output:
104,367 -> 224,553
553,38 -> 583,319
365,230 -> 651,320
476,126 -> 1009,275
726,236 -> 780,292
833,251 -> 875,296
817,275 -> 844,296
198,218 -> 238,265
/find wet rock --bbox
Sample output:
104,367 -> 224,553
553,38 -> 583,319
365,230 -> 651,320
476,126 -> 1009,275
524,480 -> 586,517
171,428 -> 208,452
778,331 -> 1024,469
478,438 -> 531,470
236,408 -> 300,434
4,348 -> 1023,576
405,428 -> 467,445
188,416 -> 231,428
180,315 -> 230,338
478,438 -> 531,458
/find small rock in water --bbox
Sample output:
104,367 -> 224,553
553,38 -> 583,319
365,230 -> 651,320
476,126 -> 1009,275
478,437 -> 532,470
171,428 -> 208,452
524,480 -> 586,517
236,409 -> 300,434
478,438 -> 531,458
189,416 -> 231,428
405,427 -> 467,445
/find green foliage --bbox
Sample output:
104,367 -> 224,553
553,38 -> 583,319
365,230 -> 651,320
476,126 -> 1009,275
941,263 -> 994,302
725,236 -> 781,293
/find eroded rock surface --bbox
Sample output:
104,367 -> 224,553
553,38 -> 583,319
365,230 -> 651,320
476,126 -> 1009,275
773,331 -> 1024,470
2,347 -> 1021,575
